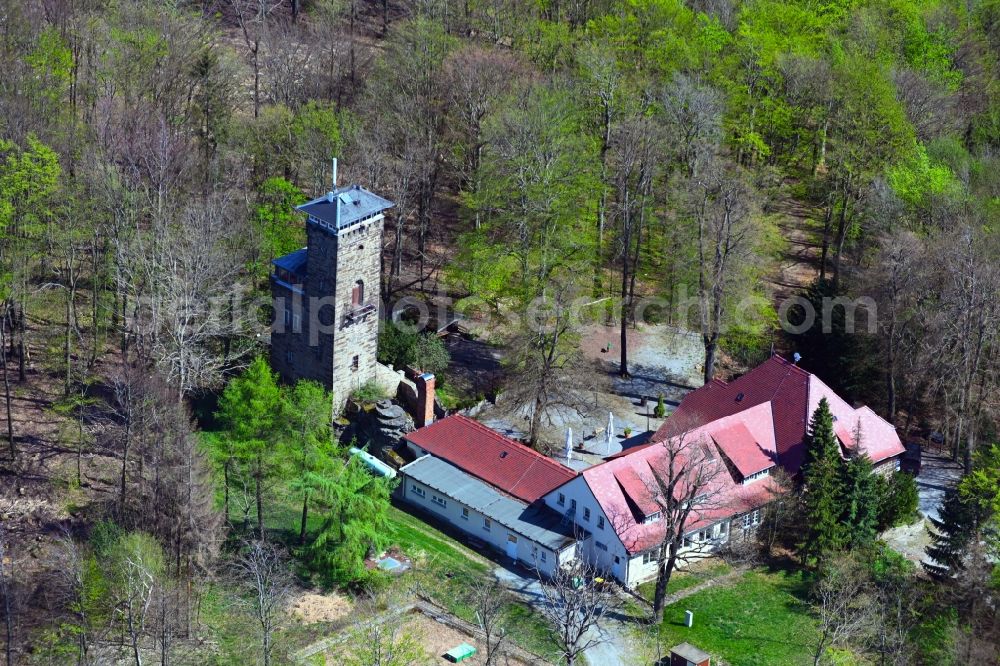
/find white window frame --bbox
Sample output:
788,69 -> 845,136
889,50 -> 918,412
411,484 -> 425,498
583,507 -> 591,522
461,507 -> 469,520
431,494 -> 446,508
597,516 -> 605,530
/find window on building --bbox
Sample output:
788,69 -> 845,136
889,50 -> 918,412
411,484 -> 425,498
752,509 -> 761,525
719,521 -> 729,535
351,280 -> 364,306
642,551 -> 657,565
597,516 -> 605,530
285,351 -> 293,365
483,518 -> 491,531
595,541 -> 608,552
614,555 -> 620,564
461,507 -> 469,520
292,313 -> 301,332
570,499 -> 577,513
432,495 -> 446,508
540,550 -> 547,562
583,508 -> 591,522
283,309 -> 292,328
351,355 -> 359,371
683,536 -> 692,548
557,493 -> 565,507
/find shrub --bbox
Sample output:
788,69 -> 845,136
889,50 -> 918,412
653,393 -> 666,418
378,324 -> 450,375
351,380 -> 387,404
878,472 -> 920,529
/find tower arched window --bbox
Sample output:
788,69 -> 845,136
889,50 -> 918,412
351,279 -> 364,306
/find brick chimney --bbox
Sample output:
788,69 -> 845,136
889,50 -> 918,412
415,372 -> 435,428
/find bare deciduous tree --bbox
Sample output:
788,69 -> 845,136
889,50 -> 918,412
231,540 -> 291,666
468,578 -> 511,665
534,559 -> 622,666
811,555 -> 875,666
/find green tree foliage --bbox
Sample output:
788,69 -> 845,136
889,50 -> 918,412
249,177 -> 306,282
215,357 -> 283,539
924,486 -> 990,580
877,472 -> 920,530
280,380 -> 338,545
306,455 -> 394,586
800,399 -> 845,560
377,324 -> 451,376
840,453 -> 880,549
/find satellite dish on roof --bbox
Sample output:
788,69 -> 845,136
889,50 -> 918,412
793,353 -> 802,364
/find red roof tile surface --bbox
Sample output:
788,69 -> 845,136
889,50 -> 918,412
711,422 -> 775,477
654,356 -> 904,474
404,414 -> 577,503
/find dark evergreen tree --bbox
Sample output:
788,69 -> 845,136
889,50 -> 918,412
800,399 -> 846,560
840,453 -> 880,548
924,487 -> 989,579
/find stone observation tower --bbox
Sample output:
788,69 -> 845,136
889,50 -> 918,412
270,166 -> 394,406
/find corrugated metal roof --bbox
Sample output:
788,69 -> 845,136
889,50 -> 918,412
297,184 -> 394,230
400,455 -> 576,551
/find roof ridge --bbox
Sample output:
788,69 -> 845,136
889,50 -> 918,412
451,414 -> 575,473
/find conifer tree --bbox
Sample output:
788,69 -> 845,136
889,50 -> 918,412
840,453 -> 880,548
216,357 -> 283,540
800,398 -> 846,560
924,487 -> 988,579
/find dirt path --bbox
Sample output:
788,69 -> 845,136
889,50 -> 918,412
661,566 -> 748,606
765,186 -> 824,309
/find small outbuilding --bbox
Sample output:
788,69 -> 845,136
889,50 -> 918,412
669,642 -> 711,666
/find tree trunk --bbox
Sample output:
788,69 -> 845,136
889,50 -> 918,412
256,455 -> 265,541
703,337 -> 718,385
299,490 -> 309,545
651,547 -> 677,625
1,311 -> 14,461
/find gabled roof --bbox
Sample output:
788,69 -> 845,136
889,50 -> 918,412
655,356 -> 903,474
579,429 -> 778,554
400,455 -> 575,551
711,422 -> 775,478
297,184 -> 394,230
404,415 -> 577,503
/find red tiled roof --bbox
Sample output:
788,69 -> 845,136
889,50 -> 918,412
654,356 -> 903,474
580,431 -> 780,554
711,422 -> 775,477
404,415 -> 577,503
613,466 -> 659,517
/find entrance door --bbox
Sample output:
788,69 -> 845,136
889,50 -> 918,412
506,534 -> 518,560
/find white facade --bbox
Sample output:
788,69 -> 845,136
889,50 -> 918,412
540,477 -> 759,588
399,474 -> 573,578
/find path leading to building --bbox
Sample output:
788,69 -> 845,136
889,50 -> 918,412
493,565 -> 636,666
882,453 -> 963,565
660,566 -> 748,607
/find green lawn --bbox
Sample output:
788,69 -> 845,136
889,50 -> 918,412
383,504 -> 559,661
636,560 -> 734,602
656,569 -> 821,666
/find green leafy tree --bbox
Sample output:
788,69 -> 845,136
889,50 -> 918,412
377,324 -> 451,376
307,455 -> 394,586
249,177 -> 306,282
281,380 -> 338,544
216,357 -> 282,540
800,399 -> 846,560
